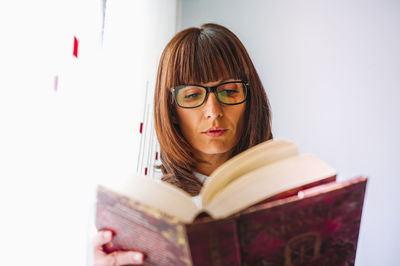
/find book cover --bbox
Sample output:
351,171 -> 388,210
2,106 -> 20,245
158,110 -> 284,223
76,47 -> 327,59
237,177 -> 367,265
96,187 -> 192,265
96,177 -> 367,265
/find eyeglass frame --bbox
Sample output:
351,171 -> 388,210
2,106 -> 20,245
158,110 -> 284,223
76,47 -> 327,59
170,81 -> 249,109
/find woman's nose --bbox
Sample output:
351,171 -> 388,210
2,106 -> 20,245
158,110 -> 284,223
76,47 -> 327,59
203,93 -> 223,119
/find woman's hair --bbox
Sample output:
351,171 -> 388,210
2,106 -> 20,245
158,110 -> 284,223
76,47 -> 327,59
154,23 -> 273,196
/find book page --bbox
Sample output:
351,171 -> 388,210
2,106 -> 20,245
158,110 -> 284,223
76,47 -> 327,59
105,175 -> 200,223
205,154 -> 336,219
201,139 -> 299,206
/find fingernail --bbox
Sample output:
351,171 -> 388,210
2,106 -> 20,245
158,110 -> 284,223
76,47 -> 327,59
103,230 -> 112,239
133,253 -> 144,262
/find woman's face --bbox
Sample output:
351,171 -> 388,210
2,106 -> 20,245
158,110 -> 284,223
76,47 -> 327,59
175,79 -> 246,157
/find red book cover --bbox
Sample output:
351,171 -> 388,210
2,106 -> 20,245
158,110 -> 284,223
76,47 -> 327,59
186,216 -> 242,265
181,177 -> 366,265
96,187 -> 192,265
96,177 -> 367,265
237,177 -> 367,265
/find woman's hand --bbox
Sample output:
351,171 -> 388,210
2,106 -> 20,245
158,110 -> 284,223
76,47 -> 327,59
93,230 -> 144,266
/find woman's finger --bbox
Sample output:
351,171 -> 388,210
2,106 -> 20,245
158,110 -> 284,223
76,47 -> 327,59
100,251 -> 144,266
93,230 -> 113,249
93,230 -> 144,266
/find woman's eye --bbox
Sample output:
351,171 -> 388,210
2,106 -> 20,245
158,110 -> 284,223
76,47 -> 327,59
184,93 -> 202,99
220,89 -> 239,96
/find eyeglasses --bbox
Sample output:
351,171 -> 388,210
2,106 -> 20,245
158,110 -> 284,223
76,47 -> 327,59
171,81 -> 249,109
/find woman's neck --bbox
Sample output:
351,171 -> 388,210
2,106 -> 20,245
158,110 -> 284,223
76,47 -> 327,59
194,150 -> 231,176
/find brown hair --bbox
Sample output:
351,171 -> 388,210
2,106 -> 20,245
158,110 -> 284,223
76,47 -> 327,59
154,23 -> 273,196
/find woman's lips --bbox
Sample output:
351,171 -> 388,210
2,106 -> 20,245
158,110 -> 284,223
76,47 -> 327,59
202,128 -> 228,137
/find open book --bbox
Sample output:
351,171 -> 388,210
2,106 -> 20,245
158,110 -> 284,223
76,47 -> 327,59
96,139 -> 367,265
101,139 -> 336,223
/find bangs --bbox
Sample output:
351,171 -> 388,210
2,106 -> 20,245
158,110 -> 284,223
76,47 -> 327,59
169,29 -> 248,87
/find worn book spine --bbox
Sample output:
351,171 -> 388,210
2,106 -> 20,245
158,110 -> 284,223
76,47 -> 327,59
185,216 -> 242,266
237,177 -> 367,265
96,186 -> 193,266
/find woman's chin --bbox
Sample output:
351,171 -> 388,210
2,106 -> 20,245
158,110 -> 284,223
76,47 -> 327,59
196,144 -> 233,156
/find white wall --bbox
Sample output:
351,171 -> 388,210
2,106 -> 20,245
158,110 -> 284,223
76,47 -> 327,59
181,0 -> 400,265
1,1 -> 104,265
0,1 -> 178,265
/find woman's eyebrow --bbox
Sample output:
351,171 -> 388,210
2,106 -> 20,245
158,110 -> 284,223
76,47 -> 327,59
220,78 -> 239,83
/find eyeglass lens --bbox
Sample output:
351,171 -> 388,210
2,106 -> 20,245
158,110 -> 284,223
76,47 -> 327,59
176,82 -> 246,108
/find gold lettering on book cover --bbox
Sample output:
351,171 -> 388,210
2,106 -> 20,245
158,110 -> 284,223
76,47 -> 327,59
176,225 -> 189,250
284,232 -> 321,266
179,257 -> 192,265
177,235 -> 192,265
160,225 -> 189,251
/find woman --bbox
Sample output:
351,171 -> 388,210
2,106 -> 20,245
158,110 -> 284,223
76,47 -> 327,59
93,23 -> 272,265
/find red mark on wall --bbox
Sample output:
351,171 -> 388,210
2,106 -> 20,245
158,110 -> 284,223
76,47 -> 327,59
73,36 -> 79,58
155,152 -> 158,160
139,122 -> 143,133
144,167 -> 148,175
54,75 -> 58,92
